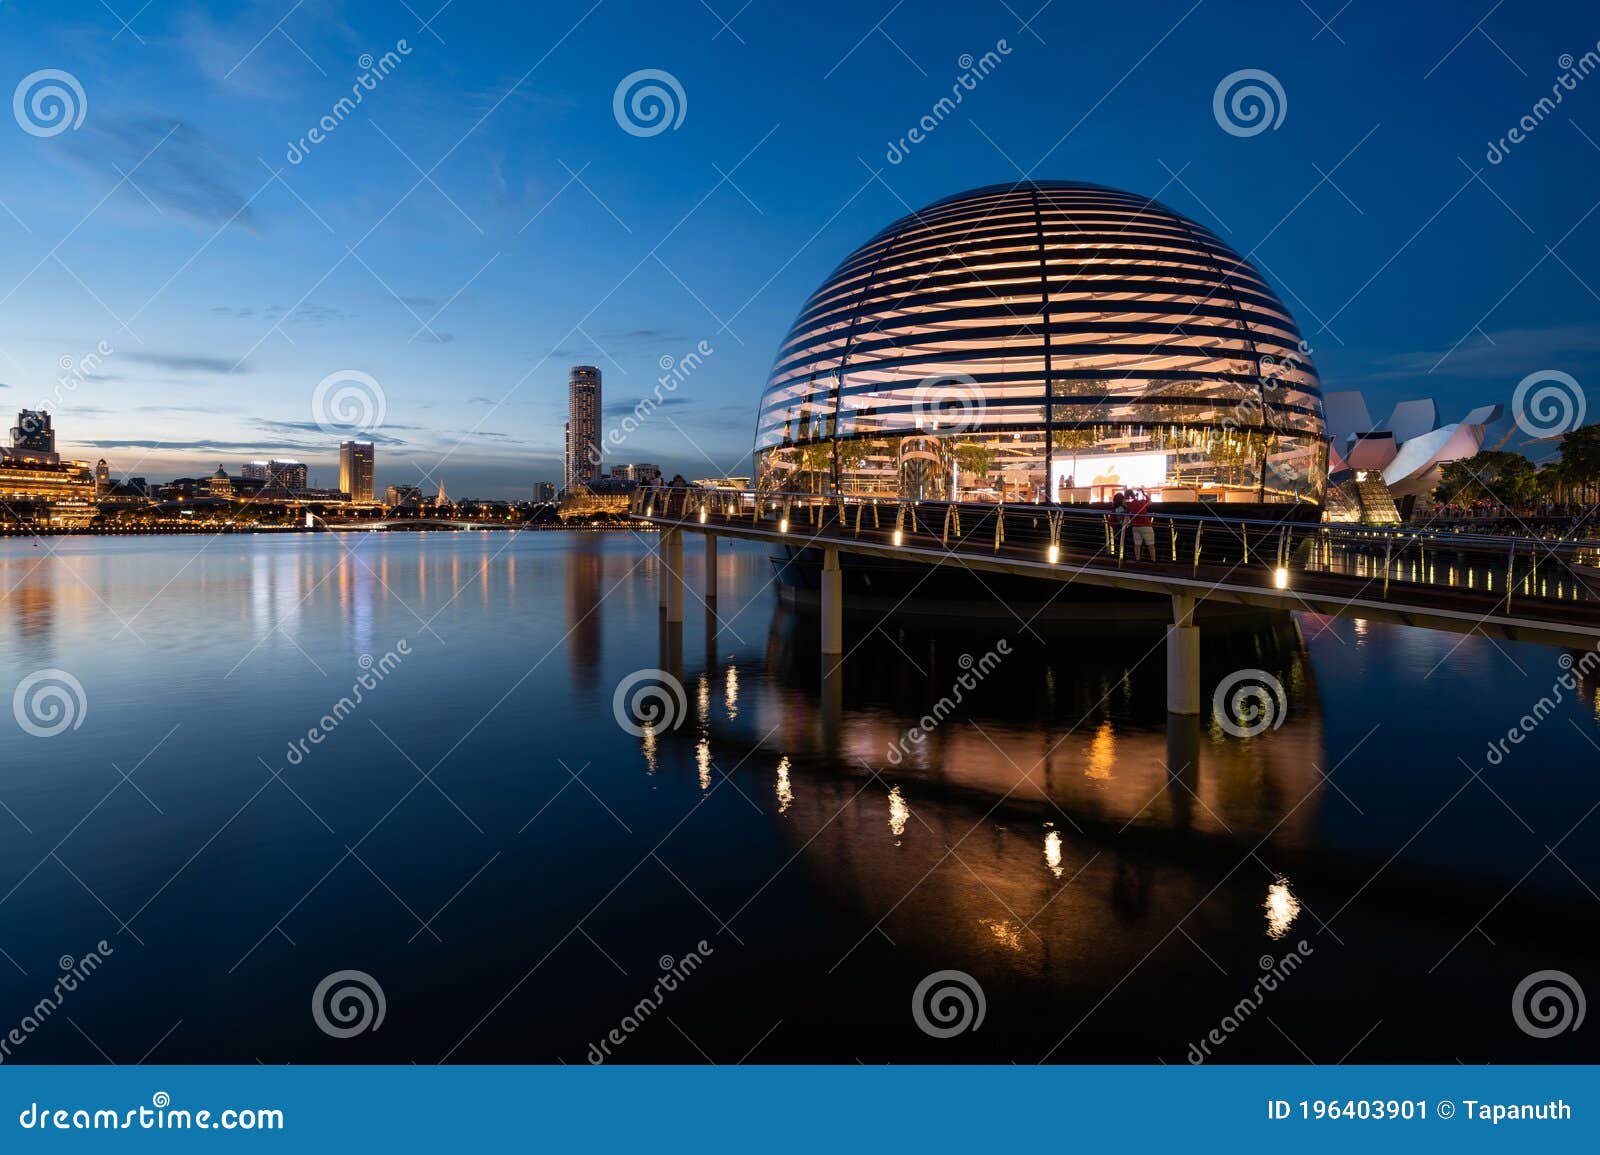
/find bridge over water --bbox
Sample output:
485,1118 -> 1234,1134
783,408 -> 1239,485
635,487 -> 1600,715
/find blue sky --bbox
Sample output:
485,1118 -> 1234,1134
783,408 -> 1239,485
1,0 -> 1598,497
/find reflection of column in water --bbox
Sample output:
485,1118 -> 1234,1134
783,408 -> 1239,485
820,662 -> 843,756
658,618 -> 684,684
704,604 -> 721,676
1165,712 -> 1201,832
564,536 -> 603,688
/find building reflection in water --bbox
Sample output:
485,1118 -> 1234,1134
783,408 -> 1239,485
627,599 -> 1332,1013
887,785 -> 909,841
1044,828 -> 1064,878
2,566 -> 58,650
563,535 -> 604,689
743,603 -> 1326,844
1265,876 -> 1301,940
775,755 -> 793,814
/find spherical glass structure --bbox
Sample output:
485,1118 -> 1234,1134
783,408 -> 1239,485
754,181 -> 1327,507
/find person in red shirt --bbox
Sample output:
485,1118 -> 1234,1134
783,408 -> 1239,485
1127,488 -> 1156,561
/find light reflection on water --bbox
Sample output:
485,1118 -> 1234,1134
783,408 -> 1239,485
1,532 -> 1597,1063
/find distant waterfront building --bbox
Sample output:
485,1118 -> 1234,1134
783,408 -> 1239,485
9,409 -> 59,463
0,409 -> 94,513
610,463 -> 662,484
535,481 -> 556,502
435,478 -> 449,507
339,441 -> 376,503
243,459 -> 308,492
94,458 -> 111,496
207,465 -> 234,498
566,366 -> 602,489
558,475 -> 638,520
386,484 -> 422,507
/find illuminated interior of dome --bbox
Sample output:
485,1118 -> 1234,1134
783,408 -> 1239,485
753,181 -> 1328,506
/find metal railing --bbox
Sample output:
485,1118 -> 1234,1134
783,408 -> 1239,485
632,486 -> 1600,616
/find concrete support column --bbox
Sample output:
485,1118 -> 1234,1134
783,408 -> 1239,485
658,533 -> 668,609
664,528 -> 684,623
821,547 -> 843,655
1166,593 -> 1199,715
704,533 -> 718,601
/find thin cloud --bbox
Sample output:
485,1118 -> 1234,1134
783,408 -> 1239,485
124,351 -> 250,374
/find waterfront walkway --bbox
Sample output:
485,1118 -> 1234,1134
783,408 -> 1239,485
636,488 -> 1600,712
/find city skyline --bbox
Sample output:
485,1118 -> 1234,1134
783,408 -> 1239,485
3,3 -> 1598,498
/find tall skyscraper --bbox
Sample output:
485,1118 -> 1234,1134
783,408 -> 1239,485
566,365 -> 602,489
339,440 -> 375,503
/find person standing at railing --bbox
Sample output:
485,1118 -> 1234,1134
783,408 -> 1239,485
1128,488 -> 1156,561
1111,490 -> 1129,558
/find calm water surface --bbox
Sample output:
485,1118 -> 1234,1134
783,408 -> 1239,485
1,531 -> 1597,1063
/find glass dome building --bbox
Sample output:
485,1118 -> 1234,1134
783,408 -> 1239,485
753,181 -> 1327,509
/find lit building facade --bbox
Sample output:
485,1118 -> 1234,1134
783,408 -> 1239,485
243,459 -> 309,491
753,182 -> 1327,507
566,365 -> 602,489
339,440 -> 376,503
9,409 -> 59,463
1,410 -> 95,512
610,463 -> 662,484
